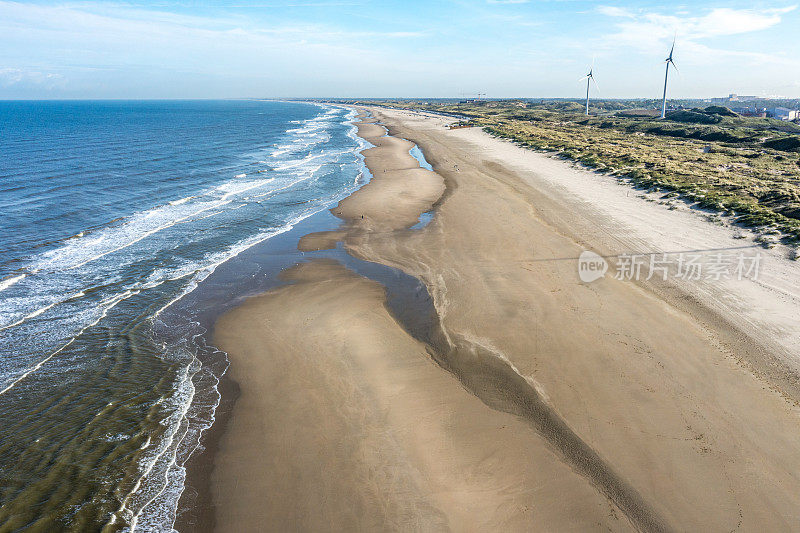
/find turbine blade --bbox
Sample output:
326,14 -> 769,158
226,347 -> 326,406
669,32 -> 676,59
670,59 -> 680,75
591,76 -> 600,94
579,75 -> 589,82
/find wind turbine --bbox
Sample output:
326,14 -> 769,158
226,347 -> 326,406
660,36 -> 678,119
579,61 -> 598,116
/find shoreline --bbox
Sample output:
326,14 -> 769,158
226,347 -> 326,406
173,364 -> 238,532
199,106 -> 800,531
175,110 -> 447,532
208,112 -> 634,531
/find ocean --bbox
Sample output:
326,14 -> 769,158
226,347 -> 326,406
0,100 -> 370,530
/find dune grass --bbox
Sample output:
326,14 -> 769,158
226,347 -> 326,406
346,100 -> 800,241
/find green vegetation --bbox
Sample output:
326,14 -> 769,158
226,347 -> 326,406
339,99 -> 800,240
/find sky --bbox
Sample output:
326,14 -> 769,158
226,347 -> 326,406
1,0 -> 799,99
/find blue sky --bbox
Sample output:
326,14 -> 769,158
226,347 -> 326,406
1,0 -> 798,99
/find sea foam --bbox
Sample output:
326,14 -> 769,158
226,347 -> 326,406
0,102 -> 363,532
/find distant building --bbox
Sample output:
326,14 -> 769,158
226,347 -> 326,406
711,94 -> 759,104
768,107 -> 800,121
732,106 -> 767,118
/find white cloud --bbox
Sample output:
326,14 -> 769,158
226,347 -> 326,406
0,67 -> 64,87
0,1 -> 415,78
596,4 -> 798,65
596,6 -> 634,18
681,6 -> 795,38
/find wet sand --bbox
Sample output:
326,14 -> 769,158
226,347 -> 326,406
209,109 -> 800,531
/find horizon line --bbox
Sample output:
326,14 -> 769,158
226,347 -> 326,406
0,96 -> 798,102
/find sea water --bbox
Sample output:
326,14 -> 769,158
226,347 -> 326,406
0,100 -> 369,530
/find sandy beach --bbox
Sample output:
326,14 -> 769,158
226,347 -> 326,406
209,108 -> 800,532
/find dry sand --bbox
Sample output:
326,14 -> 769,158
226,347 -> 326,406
210,108 -> 800,532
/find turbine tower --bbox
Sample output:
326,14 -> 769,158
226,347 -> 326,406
579,62 -> 598,116
660,37 -> 678,119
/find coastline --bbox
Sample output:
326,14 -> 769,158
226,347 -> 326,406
200,107 -> 800,531
207,112 -> 633,531
173,110 -> 450,531
173,366 -> 238,531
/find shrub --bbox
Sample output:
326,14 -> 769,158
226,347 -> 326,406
764,136 -> 800,152
666,110 -> 722,124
